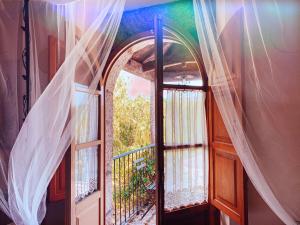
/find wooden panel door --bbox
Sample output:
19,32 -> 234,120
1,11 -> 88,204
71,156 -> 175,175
48,36 -> 66,202
207,89 -> 246,225
67,72 -> 102,225
154,16 -> 210,225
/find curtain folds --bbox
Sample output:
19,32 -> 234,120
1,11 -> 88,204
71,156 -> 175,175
1,0 -> 299,225
164,90 -> 208,210
0,0 -> 125,224
0,1 -> 23,220
193,0 -> 300,224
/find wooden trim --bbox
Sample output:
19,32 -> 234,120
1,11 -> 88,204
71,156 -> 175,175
75,140 -> 102,150
48,160 -> 66,201
165,203 -> 209,214
102,26 -> 208,91
102,32 -> 155,85
162,22 -> 208,89
209,205 -> 220,225
164,143 -> 203,150
207,86 -> 246,225
155,16 -> 165,225
240,9 -> 248,225
164,203 -> 210,225
100,85 -> 106,225
163,84 -> 207,91
212,142 -> 235,154
207,87 -> 213,206
48,36 -> 67,203
65,147 -> 71,225
68,91 -> 77,225
100,16 -> 210,225
48,36 -> 58,80
75,191 -> 101,212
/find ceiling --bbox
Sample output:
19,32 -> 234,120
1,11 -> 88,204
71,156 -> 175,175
124,39 -> 201,83
125,0 -> 179,11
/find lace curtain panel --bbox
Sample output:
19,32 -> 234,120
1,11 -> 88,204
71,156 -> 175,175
74,86 -> 99,202
164,89 -> 208,210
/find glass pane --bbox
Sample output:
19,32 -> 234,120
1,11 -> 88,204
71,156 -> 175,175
75,87 -> 99,144
164,147 -> 207,210
75,146 -> 98,202
163,30 -> 203,86
163,89 -> 208,210
163,90 -> 206,146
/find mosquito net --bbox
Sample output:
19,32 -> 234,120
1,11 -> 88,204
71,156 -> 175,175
194,0 -> 300,224
0,0 -> 125,224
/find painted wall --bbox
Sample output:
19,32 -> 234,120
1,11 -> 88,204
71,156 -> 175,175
216,1 -> 288,224
112,0 -> 199,52
248,182 -> 284,225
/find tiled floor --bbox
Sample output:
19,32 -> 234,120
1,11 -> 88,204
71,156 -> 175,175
127,205 -> 156,225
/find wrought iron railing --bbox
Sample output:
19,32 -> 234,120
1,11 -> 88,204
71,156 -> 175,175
113,144 -> 156,225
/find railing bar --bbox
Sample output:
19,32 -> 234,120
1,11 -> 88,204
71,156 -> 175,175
128,154 -> 130,217
114,160 -> 117,225
132,152 -> 135,215
112,145 -> 156,224
119,158 -> 122,225
136,151 -> 139,213
113,144 -> 155,160
124,156 -> 127,222
138,150 -> 141,210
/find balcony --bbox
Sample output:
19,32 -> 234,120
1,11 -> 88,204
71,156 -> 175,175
112,144 -> 156,225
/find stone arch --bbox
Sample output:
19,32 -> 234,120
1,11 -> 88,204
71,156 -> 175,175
104,38 -> 155,224
102,26 -> 208,224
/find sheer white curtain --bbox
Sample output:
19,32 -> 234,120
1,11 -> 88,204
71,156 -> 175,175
0,1 -> 23,219
0,0 -> 125,224
164,89 -> 208,210
193,0 -> 300,224
74,89 -> 99,144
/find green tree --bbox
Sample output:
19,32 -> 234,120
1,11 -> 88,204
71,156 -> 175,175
113,76 -> 151,156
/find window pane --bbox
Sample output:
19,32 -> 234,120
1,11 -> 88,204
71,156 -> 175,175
75,146 -> 98,202
163,89 -> 208,210
164,147 -> 207,210
163,90 -> 206,146
162,33 -> 203,86
75,89 -> 99,144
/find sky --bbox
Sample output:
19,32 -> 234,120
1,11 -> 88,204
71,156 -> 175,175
118,70 -> 151,99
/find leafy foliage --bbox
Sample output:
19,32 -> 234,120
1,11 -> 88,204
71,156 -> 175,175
113,75 -> 151,156
113,157 -> 155,202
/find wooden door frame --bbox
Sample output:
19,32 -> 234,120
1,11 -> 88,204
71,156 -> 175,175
101,16 -> 208,225
154,16 -> 210,224
206,7 -> 248,224
154,16 -> 164,225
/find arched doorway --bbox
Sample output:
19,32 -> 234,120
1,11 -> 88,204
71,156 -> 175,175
102,21 -> 208,225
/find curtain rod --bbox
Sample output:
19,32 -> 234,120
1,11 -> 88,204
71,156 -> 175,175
22,0 -> 30,118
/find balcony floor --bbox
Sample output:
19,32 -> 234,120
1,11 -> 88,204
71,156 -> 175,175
127,205 -> 156,225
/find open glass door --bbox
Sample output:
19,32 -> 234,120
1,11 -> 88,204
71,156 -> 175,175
154,17 -> 209,225
66,82 -> 102,225
154,16 -> 246,225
